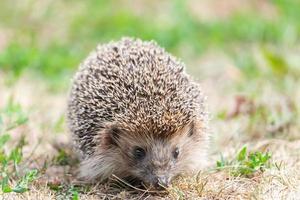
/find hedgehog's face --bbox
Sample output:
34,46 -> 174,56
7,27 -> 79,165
126,139 -> 180,189
107,121 -> 207,189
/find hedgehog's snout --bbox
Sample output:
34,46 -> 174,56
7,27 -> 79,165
135,164 -> 173,189
152,175 -> 170,189
141,173 -> 171,189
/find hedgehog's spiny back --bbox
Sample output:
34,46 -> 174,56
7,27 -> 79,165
68,38 -> 206,156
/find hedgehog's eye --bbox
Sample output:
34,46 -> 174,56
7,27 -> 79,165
133,146 -> 146,160
173,147 -> 179,159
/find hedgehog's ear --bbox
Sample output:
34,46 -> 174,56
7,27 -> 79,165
188,120 -> 206,138
103,125 -> 122,147
109,125 -> 121,141
171,122 -> 194,140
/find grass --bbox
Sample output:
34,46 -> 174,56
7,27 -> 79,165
216,146 -> 271,177
48,184 -> 81,200
1,0 -> 300,86
0,99 -> 38,194
0,0 -> 300,199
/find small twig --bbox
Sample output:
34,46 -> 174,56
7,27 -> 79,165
111,174 -> 165,194
23,138 -> 42,166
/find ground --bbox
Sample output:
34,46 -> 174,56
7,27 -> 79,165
0,0 -> 300,199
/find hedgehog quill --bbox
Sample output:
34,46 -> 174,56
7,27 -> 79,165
67,38 -> 209,189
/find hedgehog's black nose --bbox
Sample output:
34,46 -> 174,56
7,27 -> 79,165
153,176 -> 169,189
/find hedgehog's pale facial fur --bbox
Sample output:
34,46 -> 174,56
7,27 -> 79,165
114,120 -> 208,188
68,37 -> 209,188
79,120 -> 208,187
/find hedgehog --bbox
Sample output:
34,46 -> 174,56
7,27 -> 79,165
67,37 -> 209,188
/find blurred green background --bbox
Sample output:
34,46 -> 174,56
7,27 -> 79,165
0,0 -> 299,90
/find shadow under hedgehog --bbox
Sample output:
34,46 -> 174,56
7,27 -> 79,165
67,37 -> 209,189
